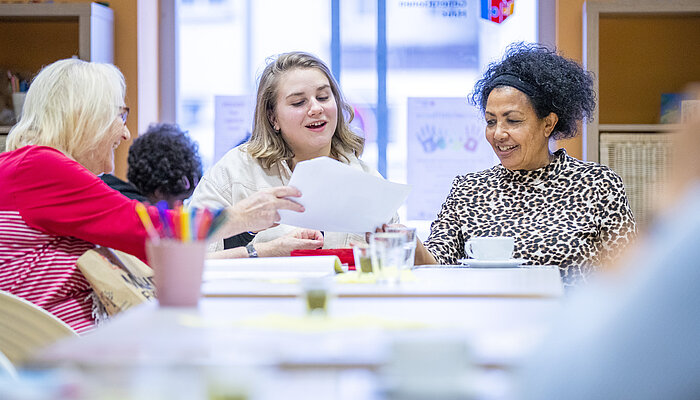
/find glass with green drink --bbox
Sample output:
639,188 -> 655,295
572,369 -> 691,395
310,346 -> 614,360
352,244 -> 374,274
300,276 -> 333,316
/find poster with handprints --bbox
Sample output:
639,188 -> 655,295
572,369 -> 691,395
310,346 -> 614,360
407,97 -> 498,220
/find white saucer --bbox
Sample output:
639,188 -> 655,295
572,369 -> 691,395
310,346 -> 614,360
457,258 -> 528,268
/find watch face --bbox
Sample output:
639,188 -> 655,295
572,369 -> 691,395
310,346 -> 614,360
246,242 -> 258,258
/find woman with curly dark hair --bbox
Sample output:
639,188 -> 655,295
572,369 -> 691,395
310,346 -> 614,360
414,43 -> 636,285
126,123 -> 203,206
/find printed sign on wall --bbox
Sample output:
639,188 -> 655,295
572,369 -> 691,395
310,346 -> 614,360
407,97 -> 498,220
214,95 -> 253,164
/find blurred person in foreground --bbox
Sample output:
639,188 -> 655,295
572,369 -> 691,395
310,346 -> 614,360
108,122 -> 323,258
0,59 -> 306,334
190,51 -> 396,257
414,43 -> 636,285
517,85 -> 700,399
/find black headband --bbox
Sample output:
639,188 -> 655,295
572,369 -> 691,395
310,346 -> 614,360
489,73 -> 538,98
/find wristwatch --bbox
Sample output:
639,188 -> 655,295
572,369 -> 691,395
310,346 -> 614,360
245,242 -> 258,258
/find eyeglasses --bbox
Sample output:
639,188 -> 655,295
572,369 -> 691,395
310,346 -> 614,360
118,106 -> 130,125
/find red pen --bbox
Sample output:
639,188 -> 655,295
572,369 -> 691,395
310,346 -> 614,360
197,208 -> 213,240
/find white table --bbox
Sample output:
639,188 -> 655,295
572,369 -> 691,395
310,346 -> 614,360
29,266 -> 565,400
203,265 -> 564,299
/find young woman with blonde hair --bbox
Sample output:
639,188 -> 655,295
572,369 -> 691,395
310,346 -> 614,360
191,51 -> 395,255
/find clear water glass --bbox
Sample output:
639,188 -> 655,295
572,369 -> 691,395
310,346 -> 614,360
369,232 -> 407,284
386,226 -> 417,271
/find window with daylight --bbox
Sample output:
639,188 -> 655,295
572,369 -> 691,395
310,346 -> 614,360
176,0 -> 540,232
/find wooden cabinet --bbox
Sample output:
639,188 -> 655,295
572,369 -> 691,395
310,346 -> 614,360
583,0 -> 700,161
0,2 -> 113,150
584,0 -> 700,227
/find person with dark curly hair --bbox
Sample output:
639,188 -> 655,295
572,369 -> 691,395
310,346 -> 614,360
101,123 -> 200,206
125,123 -> 203,207
414,43 -> 636,285
103,123 -> 323,258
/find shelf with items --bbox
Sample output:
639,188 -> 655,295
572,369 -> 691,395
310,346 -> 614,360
0,3 -> 113,72
583,1 -> 700,229
598,124 -> 682,133
583,0 -> 700,162
0,132 -> 7,153
0,3 -> 113,147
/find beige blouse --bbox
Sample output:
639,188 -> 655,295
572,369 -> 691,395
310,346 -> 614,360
190,144 -> 394,252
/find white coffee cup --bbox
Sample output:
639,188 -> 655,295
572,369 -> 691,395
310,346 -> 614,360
464,236 -> 514,260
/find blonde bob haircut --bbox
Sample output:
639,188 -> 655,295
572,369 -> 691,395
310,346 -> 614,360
7,58 -> 126,162
247,51 -> 364,169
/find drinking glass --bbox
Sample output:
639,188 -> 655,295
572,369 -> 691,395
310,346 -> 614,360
352,245 -> 374,274
369,232 -> 407,284
386,226 -> 417,271
300,276 -> 333,316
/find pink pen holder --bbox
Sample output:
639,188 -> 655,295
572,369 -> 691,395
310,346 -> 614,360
146,239 -> 207,307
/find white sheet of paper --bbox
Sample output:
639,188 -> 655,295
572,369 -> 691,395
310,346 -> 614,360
203,256 -> 339,281
278,157 -> 411,233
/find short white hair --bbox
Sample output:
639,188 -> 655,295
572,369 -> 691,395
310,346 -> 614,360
6,58 -> 126,160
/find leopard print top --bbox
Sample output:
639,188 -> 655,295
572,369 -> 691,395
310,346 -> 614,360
425,149 -> 636,285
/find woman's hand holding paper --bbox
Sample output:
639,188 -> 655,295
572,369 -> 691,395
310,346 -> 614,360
215,186 -> 306,240
256,229 -> 324,257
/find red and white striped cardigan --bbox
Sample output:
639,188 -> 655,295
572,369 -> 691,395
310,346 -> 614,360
0,146 -> 155,334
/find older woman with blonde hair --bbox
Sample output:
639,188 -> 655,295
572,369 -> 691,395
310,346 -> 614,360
0,59 -> 306,333
191,51 -> 394,256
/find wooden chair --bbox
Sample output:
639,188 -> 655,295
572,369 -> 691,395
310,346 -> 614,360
0,348 -> 17,380
0,291 -> 77,367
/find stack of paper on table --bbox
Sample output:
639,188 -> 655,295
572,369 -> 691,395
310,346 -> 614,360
203,256 -> 340,281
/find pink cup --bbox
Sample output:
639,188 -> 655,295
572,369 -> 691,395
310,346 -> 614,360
146,239 -> 207,307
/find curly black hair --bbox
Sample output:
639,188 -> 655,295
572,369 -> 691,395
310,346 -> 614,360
470,42 -> 596,140
127,123 -> 203,199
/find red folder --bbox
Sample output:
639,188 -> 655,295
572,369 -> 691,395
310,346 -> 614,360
290,248 -> 356,270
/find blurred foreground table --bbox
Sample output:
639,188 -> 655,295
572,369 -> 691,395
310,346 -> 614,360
29,266 -> 564,400
203,265 -> 563,299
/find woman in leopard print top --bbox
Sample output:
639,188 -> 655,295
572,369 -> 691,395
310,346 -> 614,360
415,43 -> 636,284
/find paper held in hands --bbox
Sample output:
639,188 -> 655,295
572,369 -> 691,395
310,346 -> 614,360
278,157 -> 411,233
